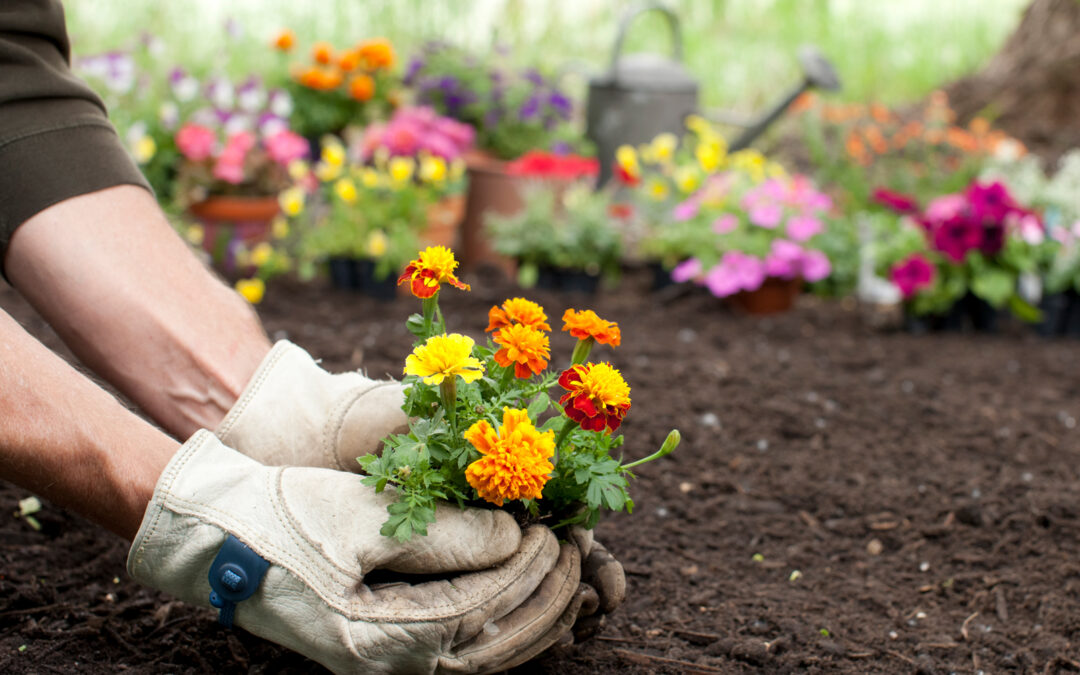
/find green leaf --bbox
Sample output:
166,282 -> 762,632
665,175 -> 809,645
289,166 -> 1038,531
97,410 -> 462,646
970,268 -> 1014,308
527,393 -> 551,420
1008,294 -> 1043,323
406,313 -> 426,338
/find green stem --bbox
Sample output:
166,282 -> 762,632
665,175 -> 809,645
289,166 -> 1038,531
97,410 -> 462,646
554,417 -> 577,459
570,337 -> 594,366
422,292 -> 439,339
622,429 -> 681,470
439,377 -> 457,435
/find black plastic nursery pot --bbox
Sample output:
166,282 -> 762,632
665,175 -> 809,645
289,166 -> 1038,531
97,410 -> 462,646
1037,290 -> 1080,338
904,293 -> 999,334
327,258 -> 397,302
534,265 -> 602,294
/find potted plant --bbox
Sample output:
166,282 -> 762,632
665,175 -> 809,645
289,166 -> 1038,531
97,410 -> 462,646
873,181 -> 1045,332
403,42 -> 589,271
354,106 -> 475,249
486,178 -> 622,294
272,31 -> 400,141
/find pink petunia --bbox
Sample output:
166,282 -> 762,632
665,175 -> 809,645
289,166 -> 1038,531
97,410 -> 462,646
786,214 -> 824,242
890,254 -> 935,298
175,123 -> 216,161
671,258 -> 703,283
748,203 -> 783,229
800,250 -> 832,283
264,129 -> 308,165
712,213 -> 739,234
212,157 -> 246,184
764,239 -> 803,279
673,198 -> 700,222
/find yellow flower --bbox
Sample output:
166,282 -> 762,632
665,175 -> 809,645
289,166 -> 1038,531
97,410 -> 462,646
235,278 -> 265,305
558,362 -> 631,433
321,141 -> 346,167
766,161 -> 787,179
278,186 -> 305,216
419,155 -> 447,183
696,137 -> 727,173
133,136 -> 156,164
493,323 -> 550,379
250,242 -> 273,267
645,177 -> 670,201
685,114 -> 711,135
397,245 -> 470,298
403,333 -> 484,385
674,166 -> 700,193
649,133 -> 678,162
315,161 -> 342,182
731,149 -> 766,182
615,144 -> 639,174
185,224 -> 204,246
271,216 -> 289,239
334,177 -> 358,203
389,156 -> 415,184
287,160 -> 310,181
367,230 -> 388,257
465,408 -> 555,506
361,168 -> 381,188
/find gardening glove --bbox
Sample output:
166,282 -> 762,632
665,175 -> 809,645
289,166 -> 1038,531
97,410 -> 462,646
567,527 -> 627,641
216,340 -> 408,472
129,430 -> 595,674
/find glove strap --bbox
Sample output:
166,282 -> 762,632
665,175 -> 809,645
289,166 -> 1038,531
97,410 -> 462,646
207,535 -> 270,628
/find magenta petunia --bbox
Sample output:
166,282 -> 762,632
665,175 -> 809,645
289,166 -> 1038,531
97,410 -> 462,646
890,254 -> 936,298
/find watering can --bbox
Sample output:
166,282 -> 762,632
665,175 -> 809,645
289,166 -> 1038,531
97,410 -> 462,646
585,3 -> 842,186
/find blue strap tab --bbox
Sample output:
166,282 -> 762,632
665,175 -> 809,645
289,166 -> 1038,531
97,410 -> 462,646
207,535 -> 270,628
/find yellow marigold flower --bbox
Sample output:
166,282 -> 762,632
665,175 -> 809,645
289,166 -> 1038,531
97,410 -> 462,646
185,224 -> 204,246
615,144 -> 639,174
321,142 -> 346,167
649,133 -> 678,162
361,168 -> 381,188
486,297 -> 551,333
250,242 -> 274,267
419,155 -> 447,183
271,216 -> 289,239
334,177 -> 358,203
278,186 -> 305,216
235,278 -> 265,305
367,230 -> 388,257
465,408 -> 554,506
389,156 -> 415,184
132,135 -> 156,164
397,245 -> 470,298
404,333 -> 484,385
696,138 -> 726,173
674,166 -> 700,194
493,323 -> 550,379
287,159 -> 310,181
646,177 -> 669,201
562,308 -> 621,346
558,362 -> 631,432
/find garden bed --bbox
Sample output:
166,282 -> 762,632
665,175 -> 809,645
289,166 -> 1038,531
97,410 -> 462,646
2,271 -> 1079,673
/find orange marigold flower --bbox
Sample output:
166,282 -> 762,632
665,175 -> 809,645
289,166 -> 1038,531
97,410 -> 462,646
864,125 -> 888,155
465,408 -> 554,506
312,41 -> 334,65
486,297 -> 551,333
338,48 -> 362,72
297,66 -> 342,91
348,74 -> 375,102
493,324 -> 550,378
358,38 -> 395,70
558,362 -> 631,433
272,29 -> 296,51
397,245 -> 470,298
562,309 -> 621,346
869,102 -> 893,125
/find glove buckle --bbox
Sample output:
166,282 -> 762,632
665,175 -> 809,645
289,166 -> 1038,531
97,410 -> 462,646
207,535 -> 270,628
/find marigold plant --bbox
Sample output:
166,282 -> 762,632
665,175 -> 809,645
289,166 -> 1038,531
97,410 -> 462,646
360,247 -> 679,541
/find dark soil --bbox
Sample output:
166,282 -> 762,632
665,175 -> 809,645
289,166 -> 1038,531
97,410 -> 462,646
3,270 -> 1080,674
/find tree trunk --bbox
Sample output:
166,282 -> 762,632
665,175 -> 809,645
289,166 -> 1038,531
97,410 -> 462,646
946,0 -> 1080,163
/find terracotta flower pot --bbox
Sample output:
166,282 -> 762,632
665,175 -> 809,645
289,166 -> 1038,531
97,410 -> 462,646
423,193 -> 466,249
187,195 -> 281,269
459,151 -> 522,275
728,277 -> 803,315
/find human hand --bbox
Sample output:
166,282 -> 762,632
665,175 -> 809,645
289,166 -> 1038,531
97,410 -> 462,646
129,431 -> 594,674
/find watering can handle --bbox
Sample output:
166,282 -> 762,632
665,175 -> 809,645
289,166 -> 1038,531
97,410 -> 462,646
609,3 -> 684,77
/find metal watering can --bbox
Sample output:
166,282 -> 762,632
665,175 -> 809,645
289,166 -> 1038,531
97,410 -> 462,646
585,2 -> 842,185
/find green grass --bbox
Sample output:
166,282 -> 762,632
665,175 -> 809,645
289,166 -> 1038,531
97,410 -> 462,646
64,0 -> 1026,112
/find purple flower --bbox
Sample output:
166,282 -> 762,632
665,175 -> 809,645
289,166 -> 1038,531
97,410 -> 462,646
548,90 -> 572,119
523,68 -> 545,86
404,57 -> 425,86
519,95 -> 541,121
890,254 -> 935,298
931,215 -> 983,263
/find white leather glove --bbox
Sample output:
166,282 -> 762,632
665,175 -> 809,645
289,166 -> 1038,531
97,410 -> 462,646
216,340 -> 407,471
129,431 -> 593,674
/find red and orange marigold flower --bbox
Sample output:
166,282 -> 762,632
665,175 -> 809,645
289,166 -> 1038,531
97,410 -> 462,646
397,246 -> 470,298
465,408 -> 555,506
493,323 -> 550,378
486,297 -> 551,333
558,362 -> 631,433
562,308 -> 621,347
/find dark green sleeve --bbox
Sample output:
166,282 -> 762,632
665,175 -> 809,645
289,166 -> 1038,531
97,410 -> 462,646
0,0 -> 151,269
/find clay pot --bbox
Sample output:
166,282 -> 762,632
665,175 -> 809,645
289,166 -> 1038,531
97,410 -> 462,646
728,277 -> 803,315
188,195 -> 280,256
459,151 -> 522,275
423,193 -> 466,248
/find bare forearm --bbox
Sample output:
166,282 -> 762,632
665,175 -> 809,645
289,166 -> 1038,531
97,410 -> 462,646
0,309 -> 177,540
5,186 -> 272,438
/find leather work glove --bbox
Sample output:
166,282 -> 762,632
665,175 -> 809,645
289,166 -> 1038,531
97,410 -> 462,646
129,431 -> 594,674
216,340 -> 408,472
216,340 -> 626,635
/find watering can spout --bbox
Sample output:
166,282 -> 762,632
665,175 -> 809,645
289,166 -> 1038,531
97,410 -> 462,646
729,45 -> 841,152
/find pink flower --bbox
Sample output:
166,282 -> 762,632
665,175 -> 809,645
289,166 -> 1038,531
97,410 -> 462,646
671,258 -> 703,283
703,263 -> 741,297
764,239 -> 803,279
176,123 -> 216,161
748,203 -> 783,229
890,254 -> 935,298
213,157 -> 246,184
712,213 -> 738,234
704,251 -> 767,297
786,214 -> 823,241
385,120 -> 423,156
872,188 -> 919,214
1018,214 -> 1044,245
265,129 -> 308,165
925,194 -> 966,223
673,198 -> 700,222
433,116 -> 475,149
800,250 -> 831,282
